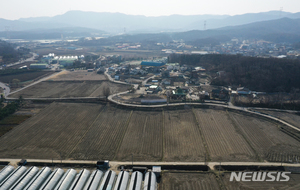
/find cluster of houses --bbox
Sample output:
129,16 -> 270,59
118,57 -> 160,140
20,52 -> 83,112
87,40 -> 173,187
108,59 -> 266,102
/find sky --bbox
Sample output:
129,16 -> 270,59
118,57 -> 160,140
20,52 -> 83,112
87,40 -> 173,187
0,0 -> 300,20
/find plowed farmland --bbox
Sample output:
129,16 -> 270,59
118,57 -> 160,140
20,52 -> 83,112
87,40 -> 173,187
163,110 -> 206,161
0,102 -> 299,162
47,70 -> 107,81
229,112 -> 300,163
256,110 -> 300,129
0,103 -> 103,159
0,71 -> 54,83
193,109 -> 256,162
115,111 -> 163,161
159,172 -> 220,190
8,81 -> 129,98
69,106 -> 132,160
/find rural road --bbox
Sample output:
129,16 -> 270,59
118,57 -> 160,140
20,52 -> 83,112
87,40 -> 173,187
0,82 -> 10,98
6,52 -> 38,68
104,68 -> 128,85
104,68 -> 300,133
0,52 -> 38,97
8,71 -> 63,96
142,74 -> 156,86
1,158 -> 299,170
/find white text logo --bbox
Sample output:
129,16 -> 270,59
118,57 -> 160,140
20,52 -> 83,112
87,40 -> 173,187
229,172 -> 291,182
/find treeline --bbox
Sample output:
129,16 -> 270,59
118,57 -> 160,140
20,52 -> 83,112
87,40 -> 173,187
0,69 -> 41,76
0,98 -> 22,121
169,54 -> 300,92
232,93 -> 300,110
0,40 -> 30,63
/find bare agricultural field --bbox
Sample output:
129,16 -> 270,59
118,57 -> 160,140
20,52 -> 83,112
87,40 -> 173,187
0,102 -> 103,159
221,172 -> 300,190
69,106 -> 132,160
256,110 -> 300,129
193,109 -> 256,162
159,172 -> 220,190
163,110 -> 206,161
9,81 -> 129,98
229,112 -> 300,163
115,111 -> 163,161
0,103 -> 47,137
0,71 -> 54,83
47,70 -> 107,81
0,102 -> 300,162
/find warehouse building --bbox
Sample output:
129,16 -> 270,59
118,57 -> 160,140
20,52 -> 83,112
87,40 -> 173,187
29,63 -> 49,69
141,61 -> 165,67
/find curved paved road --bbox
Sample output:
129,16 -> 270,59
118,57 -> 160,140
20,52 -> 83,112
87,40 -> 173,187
0,82 -> 10,98
105,69 -> 300,133
6,52 -> 38,68
8,71 -> 63,96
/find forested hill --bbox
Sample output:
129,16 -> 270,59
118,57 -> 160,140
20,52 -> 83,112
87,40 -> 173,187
0,40 -> 29,64
169,54 -> 300,92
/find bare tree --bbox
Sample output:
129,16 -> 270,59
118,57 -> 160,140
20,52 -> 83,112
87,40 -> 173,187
102,84 -> 111,100
12,79 -> 20,88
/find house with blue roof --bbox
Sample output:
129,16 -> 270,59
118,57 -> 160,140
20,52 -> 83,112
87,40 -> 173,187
141,61 -> 165,67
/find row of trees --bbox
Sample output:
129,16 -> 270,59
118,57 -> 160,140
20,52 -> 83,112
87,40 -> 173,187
232,91 -> 300,110
0,96 -> 23,121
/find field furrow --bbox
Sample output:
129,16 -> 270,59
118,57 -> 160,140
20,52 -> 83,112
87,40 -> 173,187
69,106 -> 131,160
115,111 -> 163,161
163,109 -> 205,161
0,103 -> 102,159
230,112 -> 300,162
194,109 -> 255,161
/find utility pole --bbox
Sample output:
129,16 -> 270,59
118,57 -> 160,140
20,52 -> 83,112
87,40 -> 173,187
132,154 -> 133,169
204,21 -> 207,30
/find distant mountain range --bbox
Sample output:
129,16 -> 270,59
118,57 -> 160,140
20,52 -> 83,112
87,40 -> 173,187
1,10 -> 300,34
172,17 -> 300,43
1,11 -> 300,43
100,17 -> 300,44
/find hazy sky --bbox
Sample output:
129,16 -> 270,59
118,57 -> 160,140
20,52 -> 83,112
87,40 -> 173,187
1,0 -> 300,20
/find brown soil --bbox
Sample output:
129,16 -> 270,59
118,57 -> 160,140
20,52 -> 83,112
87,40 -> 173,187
8,81 -> 129,98
159,172 -> 220,190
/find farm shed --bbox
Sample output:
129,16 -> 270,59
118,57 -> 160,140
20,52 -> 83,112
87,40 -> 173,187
113,171 -> 129,190
0,165 -> 158,190
144,172 -> 157,190
141,99 -> 167,104
128,171 -> 143,190
55,169 -> 77,190
29,63 -> 49,69
237,87 -> 251,95
141,61 -> 165,67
